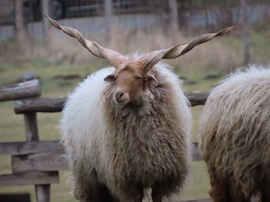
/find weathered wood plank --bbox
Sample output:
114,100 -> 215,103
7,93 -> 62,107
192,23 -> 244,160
35,184 -> 50,202
0,171 -> 59,186
0,193 -> 31,202
0,140 -> 62,155
12,150 -> 69,172
14,97 -> 67,114
0,80 -> 41,102
5,141 -> 201,173
1,141 -> 202,162
22,73 -> 39,141
13,91 -> 209,114
191,142 -> 202,161
185,91 -> 210,106
24,112 -> 39,141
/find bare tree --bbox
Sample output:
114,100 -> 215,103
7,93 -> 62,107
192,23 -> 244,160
105,0 -> 113,42
14,0 -> 29,53
168,0 -> 179,32
42,0 -> 52,48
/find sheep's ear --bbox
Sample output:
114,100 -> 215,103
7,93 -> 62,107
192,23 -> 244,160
104,74 -> 115,82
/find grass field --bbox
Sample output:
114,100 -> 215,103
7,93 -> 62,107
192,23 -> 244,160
0,24 -> 269,201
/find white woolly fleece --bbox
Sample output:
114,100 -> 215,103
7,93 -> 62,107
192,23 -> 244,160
61,57 -> 192,201
199,65 -> 270,200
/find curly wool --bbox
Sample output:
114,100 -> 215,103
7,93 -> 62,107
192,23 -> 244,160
61,55 -> 192,201
199,65 -> 270,201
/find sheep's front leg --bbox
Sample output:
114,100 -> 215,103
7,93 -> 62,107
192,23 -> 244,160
133,190 -> 144,202
151,184 -> 162,202
120,184 -> 144,202
260,179 -> 270,202
132,184 -> 144,202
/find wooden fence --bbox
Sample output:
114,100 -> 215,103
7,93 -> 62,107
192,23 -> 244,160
0,72 -> 212,202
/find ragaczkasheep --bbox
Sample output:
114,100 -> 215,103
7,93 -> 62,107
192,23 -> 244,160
45,15 -> 232,202
199,66 -> 270,202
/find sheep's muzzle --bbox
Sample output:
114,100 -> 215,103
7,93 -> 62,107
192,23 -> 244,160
114,91 -> 130,105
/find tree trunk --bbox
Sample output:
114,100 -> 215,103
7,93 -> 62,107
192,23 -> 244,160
14,0 -> 28,53
42,0 -> 52,49
168,0 -> 179,32
241,0 -> 250,65
105,0 -> 113,42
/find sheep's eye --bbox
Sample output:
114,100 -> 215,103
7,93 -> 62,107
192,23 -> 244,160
135,77 -> 142,81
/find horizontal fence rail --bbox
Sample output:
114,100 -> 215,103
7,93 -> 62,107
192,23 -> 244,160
0,79 -> 41,102
0,140 -> 204,202
0,140 -> 61,155
0,193 -> 31,202
0,171 -> 59,187
14,97 -> 66,114
13,91 -> 211,114
0,141 -> 202,172
185,91 -> 210,106
12,151 -> 68,173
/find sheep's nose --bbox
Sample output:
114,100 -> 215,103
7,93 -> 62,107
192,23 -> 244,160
115,91 -> 129,104
115,91 -> 124,99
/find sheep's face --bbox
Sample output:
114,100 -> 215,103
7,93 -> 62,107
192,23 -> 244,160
104,63 -> 154,106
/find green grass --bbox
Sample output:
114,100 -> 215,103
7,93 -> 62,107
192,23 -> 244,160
0,25 -> 269,201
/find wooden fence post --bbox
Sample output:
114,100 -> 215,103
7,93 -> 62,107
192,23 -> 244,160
22,72 -> 51,202
35,184 -> 51,202
23,73 -> 39,141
